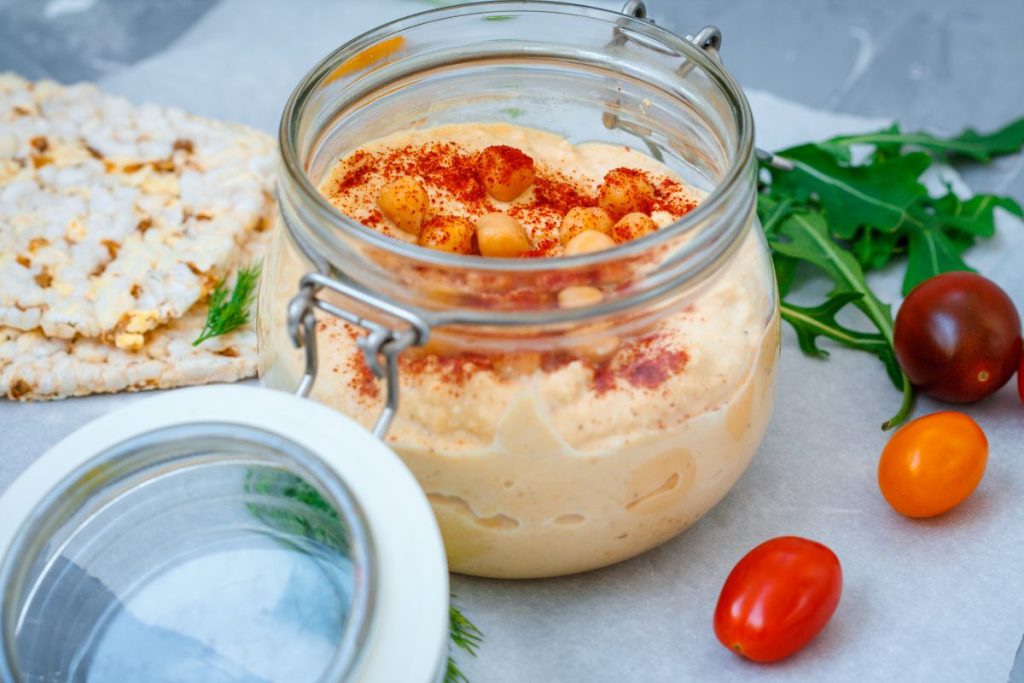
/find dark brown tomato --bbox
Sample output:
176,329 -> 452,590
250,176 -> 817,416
894,272 -> 1022,403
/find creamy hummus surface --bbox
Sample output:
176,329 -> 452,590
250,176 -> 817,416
259,123 -> 778,578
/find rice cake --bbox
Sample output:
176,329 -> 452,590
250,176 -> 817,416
0,225 -> 272,401
0,73 -> 276,345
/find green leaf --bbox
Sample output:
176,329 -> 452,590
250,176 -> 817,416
772,254 -> 798,297
769,211 -> 894,334
767,210 -> 916,427
772,144 -> 931,238
781,293 -> 888,358
897,190 -> 1021,293
903,226 -> 973,294
927,191 -> 1023,238
867,124 -> 904,162
829,115 -> 1024,162
755,190 -> 793,235
780,295 -> 904,390
759,114 -> 1024,430
849,226 -> 905,272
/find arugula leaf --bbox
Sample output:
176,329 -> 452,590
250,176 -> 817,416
849,226 -> 904,271
830,115 -> 1024,162
781,294 -> 905,390
865,124 -> 904,163
772,254 -> 798,297
781,293 -> 887,358
764,208 -> 915,427
769,211 -> 894,333
926,191 -> 1023,238
898,191 -> 1022,293
771,144 -> 931,238
756,191 -> 793,235
758,113 -> 1024,428
903,226 -> 972,294
193,263 -> 261,346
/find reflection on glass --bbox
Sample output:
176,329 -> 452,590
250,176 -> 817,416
14,463 -> 355,683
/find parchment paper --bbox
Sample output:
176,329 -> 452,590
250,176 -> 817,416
1,2 -> 1022,681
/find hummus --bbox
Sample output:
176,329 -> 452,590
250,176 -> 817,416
260,123 -> 778,578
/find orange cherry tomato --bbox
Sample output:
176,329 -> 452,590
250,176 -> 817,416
714,536 -> 842,663
877,411 -> 988,518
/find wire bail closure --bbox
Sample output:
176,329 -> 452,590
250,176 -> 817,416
287,272 -> 429,438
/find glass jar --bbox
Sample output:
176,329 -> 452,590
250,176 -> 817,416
259,1 -> 779,579
0,387 -> 448,682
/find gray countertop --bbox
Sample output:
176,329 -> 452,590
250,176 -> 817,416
1,1 -> 1023,681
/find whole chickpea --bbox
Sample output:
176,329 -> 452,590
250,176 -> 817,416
578,335 -> 620,362
559,207 -> 614,245
377,177 -> 430,235
480,145 -> 536,201
597,168 -> 654,217
612,212 -> 658,243
558,285 -> 604,308
475,212 -> 531,257
564,230 -> 616,256
418,215 -> 476,254
495,352 -> 543,380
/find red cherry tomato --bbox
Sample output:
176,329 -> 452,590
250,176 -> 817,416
714,536 -> 842,663
894,272 -> 1022,403
878,411 -> 988,518
1019,353 -> 1024,404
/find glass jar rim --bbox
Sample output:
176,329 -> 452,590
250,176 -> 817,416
0,421 -> 376,683
278,0 -> 756,274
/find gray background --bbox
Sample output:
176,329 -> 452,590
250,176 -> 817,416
1,1 -> 1023,682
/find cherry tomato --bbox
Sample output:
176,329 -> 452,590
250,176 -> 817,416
714,536 -> 842,663
894,272 -> 1022,403
878,411 -> 987,518
1019,353 -> 1024,403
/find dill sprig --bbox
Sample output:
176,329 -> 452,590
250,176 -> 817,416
447,602 -> 483,683
192,262 -> 261,346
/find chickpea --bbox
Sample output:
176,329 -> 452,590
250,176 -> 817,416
495,351 -> 543,380
580,335 -> 620,362
564,229 -> 616,256
559,206 -> 614,245
597,167 -> 654,217
377,177 -> 430,235
475,212 -> 531,257
558,285 -> 604,308
418,215 -> 476,254
612,212 -> 658,243
480,145 -> 536,201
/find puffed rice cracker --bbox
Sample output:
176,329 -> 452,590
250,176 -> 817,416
0,73 -> 276,346
0,225 -> 273,400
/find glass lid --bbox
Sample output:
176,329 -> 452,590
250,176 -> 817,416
0,386 -> 449,683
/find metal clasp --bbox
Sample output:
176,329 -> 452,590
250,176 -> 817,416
287,271 -> 430,439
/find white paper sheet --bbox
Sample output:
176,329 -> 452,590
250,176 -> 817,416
1,2 -> 1022,681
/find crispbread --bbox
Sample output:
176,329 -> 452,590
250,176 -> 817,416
0,73 -> 275,346
0,224 -> 273,401
0,305 -> 256,400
